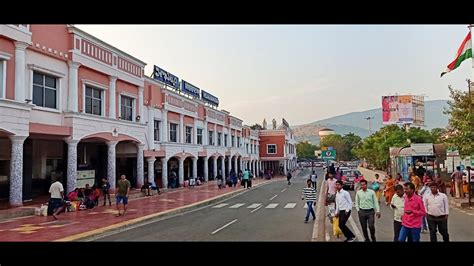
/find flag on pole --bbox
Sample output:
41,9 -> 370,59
440,32 -> 472,77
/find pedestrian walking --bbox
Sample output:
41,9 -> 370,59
116,174 -> 131,217
423,182 -> 449,242
335,180 -> 357,242
242,169 -> 250,189
287,171 -> 292,185
398,182 -> 426,242
390,184 -> 410,242
302,179 -> 317,223
355,179 -> 381,242
48,177 -> 65,220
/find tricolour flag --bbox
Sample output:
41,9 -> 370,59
440,32 -> 472,77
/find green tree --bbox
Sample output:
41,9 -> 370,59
430,128 -> 447,144
342,132 -> 362,160
296,141 -> 319,160
443,85 -> 474,156
320,134 -> 348,161
249,123 -> 263,130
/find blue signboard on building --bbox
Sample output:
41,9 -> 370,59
153,65 -> 179,90
201,90 -> 219,107
181,80 -> 201,98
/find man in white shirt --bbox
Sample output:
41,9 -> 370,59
335,180 -> 356,242
48,178 -> 65,220
390,184 -> 410,242
423,182 -> 449,242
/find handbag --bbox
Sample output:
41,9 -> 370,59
371,182 -> 380,191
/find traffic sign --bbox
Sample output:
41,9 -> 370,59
322,150 -> 336,160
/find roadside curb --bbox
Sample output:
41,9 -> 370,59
312,179 -> 327,242
55,178 -> 280,241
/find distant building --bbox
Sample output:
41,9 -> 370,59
318,128 -> 335,141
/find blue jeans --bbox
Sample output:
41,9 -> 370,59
305,201 -> 315,221
398,226 -> 421,242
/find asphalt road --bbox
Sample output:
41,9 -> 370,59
93,167 -> 325,241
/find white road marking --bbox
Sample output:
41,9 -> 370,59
211,219 -> 238,235
281,188 -> 287,192
212,203 -> 229,208
266,203 -> 279,209
348,213 -> 364,241
250,205 -> 263,213
247,203 -> 262,209
284,203 -> 297,209
269,195 -> 278,201
229,203 -> 245,209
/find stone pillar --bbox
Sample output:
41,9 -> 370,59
67,61 -> 81,112
227,156 -> 232,176
138,86 -> 144,122
14,42 -> 28,102
204,156 -> 209,182
283,160 -> 288,175
161,157 -> 168,189
162,110 -> 168,142
107,141 -> 118,193
179,158 -> 184,186
180,114 -> 184,143
147,157 -> 156,185
213,156 -> 218,179
214,124 -> 217,146
65,139 -> 79,193
234,156 -> 238,174
240,158 -> 243,172
9,136 -> 26,207
221,157 -> 225,178
136,143 -> 145,188
192,157 -> 198,179
109,76 -> 117,119
203,121 -> 208,145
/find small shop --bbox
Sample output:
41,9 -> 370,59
390,143 -> 448,181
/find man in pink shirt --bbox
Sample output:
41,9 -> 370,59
398,182 -> 426,242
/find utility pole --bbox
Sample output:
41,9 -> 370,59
365,116 -> 374,135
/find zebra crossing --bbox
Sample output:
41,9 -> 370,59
212,202 -> 312,210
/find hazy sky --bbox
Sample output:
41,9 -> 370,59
77,25 -> 472,126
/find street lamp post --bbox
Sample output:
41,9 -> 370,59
365,116 -> 374,135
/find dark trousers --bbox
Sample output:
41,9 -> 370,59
427,215 -> 450,242
393,220 -> 412,242
338,210 -> 355,240
358,209 -> 376,242
103,192 -> 111,205
311,181 -> 317,191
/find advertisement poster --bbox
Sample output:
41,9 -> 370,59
382,95 -> 399,124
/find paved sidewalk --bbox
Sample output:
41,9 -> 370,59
0,173 -> 296,242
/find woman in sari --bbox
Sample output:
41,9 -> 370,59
384,174 -> 396,206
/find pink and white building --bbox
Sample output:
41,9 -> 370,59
0,24 -> 295,207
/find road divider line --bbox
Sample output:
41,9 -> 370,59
281,188 -> 287,193
247,203 -> 262,209
265,203 -> 279,209
284,203 -> 297,209
269,195 -> 278,201
348,214 -> 364,241
250,205 -> 263,213
211,219 -> 238,235
229,203 -> 245,209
